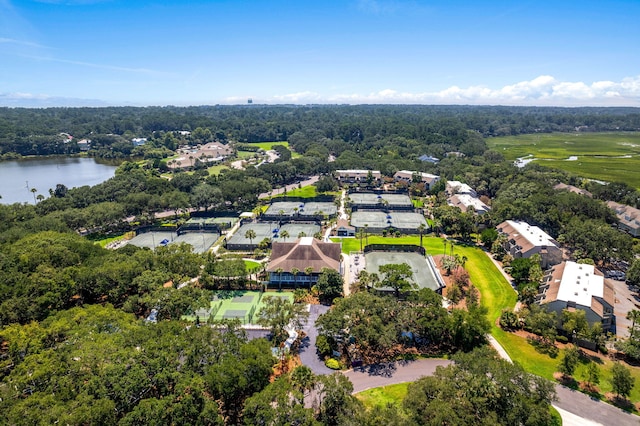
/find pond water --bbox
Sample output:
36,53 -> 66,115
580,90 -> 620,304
0,157 -> 118,204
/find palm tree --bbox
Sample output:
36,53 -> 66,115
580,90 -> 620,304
356,229 -> 365,252
432,218 -> 442,237
298,231 -> 307,239
418,223 -> 426,249
291,366 -> 315,404
36,194 -> 45,203
291,267 -> 300,290
280,230 -> 290,242
245,229 -> 257,246
627,310 -> 640,337
30,187 -> 37,204
305,266 -> 314,288
364,224 -> 369,245
275,267 -> 284,291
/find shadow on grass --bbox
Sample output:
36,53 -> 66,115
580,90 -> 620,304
555,373 -> 579,390
608,395 -> 637,412
578,382 -> 602,400
527,337 -> 559,358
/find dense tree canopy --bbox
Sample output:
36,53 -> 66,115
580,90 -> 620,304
0,305 -> 274,425
402,347 -> 557,426
316,290 -> 490,362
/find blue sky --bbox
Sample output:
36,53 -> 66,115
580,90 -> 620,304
1,0 -> 639,107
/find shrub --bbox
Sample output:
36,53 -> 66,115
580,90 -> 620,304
316,335 -> 332,358
325,358 -> 341,370
556,335 -> 569,343
293,289 -> 307,303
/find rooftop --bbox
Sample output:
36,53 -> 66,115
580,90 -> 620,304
501,220 -> 557,248
554,261 -> 604,307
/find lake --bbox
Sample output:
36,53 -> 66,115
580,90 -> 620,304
0,157 -> 118,204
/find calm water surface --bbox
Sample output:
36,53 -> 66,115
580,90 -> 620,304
0,157 -> 117,204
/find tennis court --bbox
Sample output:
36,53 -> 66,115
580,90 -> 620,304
274,223 -> 321,240
127,231 -> 219,253
226,222 -> 278,250
349,193 -> 413,208
185,216 -> 239,229
181,290 -> 294,324
365,251 -> 442,292
299,202 -> 337,217
350,211 -> 427,231
265,201 -> 304,217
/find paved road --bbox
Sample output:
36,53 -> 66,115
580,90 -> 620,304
554,385 -> 639,426
344,359 -> 452,393
490,334 -> 638,425
299,304 -> 333,375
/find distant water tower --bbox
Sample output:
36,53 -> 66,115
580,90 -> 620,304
247,98 -> 253,104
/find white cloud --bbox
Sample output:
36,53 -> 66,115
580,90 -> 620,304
228,75 -> 640,106
0,92 -> 109,107
0,37 -> 45,48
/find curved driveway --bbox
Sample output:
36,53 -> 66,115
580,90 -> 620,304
344,359 -> 451,393
299,304 -> 333,375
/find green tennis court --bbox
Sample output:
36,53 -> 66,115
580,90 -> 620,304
182,290 -> 294,324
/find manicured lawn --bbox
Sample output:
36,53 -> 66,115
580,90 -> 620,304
332,235 -> 428,253
274,185 -> 317,198
243,259 -> 261,273
247,141 -> 290,150
246,141 -> 301,158
487,132 -> 640,188
236,150 -> 258,159
206,164 -> 229,175
356,382 -> 409,410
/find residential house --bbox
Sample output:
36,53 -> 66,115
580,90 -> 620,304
445,180 -> 490,214
131,137 -> 147,146
266,237 -> 342,288
76,139 -> 91,151
393,170 -> 441,190
607,201 -> 640,237
418,154 -> 440,164
448,193 -> 490,214
537,261 -> 614,332
446,180 -> 476,197
554,183 -> 593,198
496,220 -> 562,268
335,169 -> 382,185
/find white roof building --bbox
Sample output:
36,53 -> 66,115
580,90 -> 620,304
538,261 -> 614,331
446,180 -> 476,197
394,170 -> 441,189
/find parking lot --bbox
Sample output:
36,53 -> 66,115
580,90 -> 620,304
610,277 -> 640,338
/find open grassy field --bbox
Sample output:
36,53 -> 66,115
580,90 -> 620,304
206,164 -> 229,175
274,185 -> 318,198
243,259 -> 261,273
245,141 -> 301,158
356,382 -> 409,410
487,132 -> 640,188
